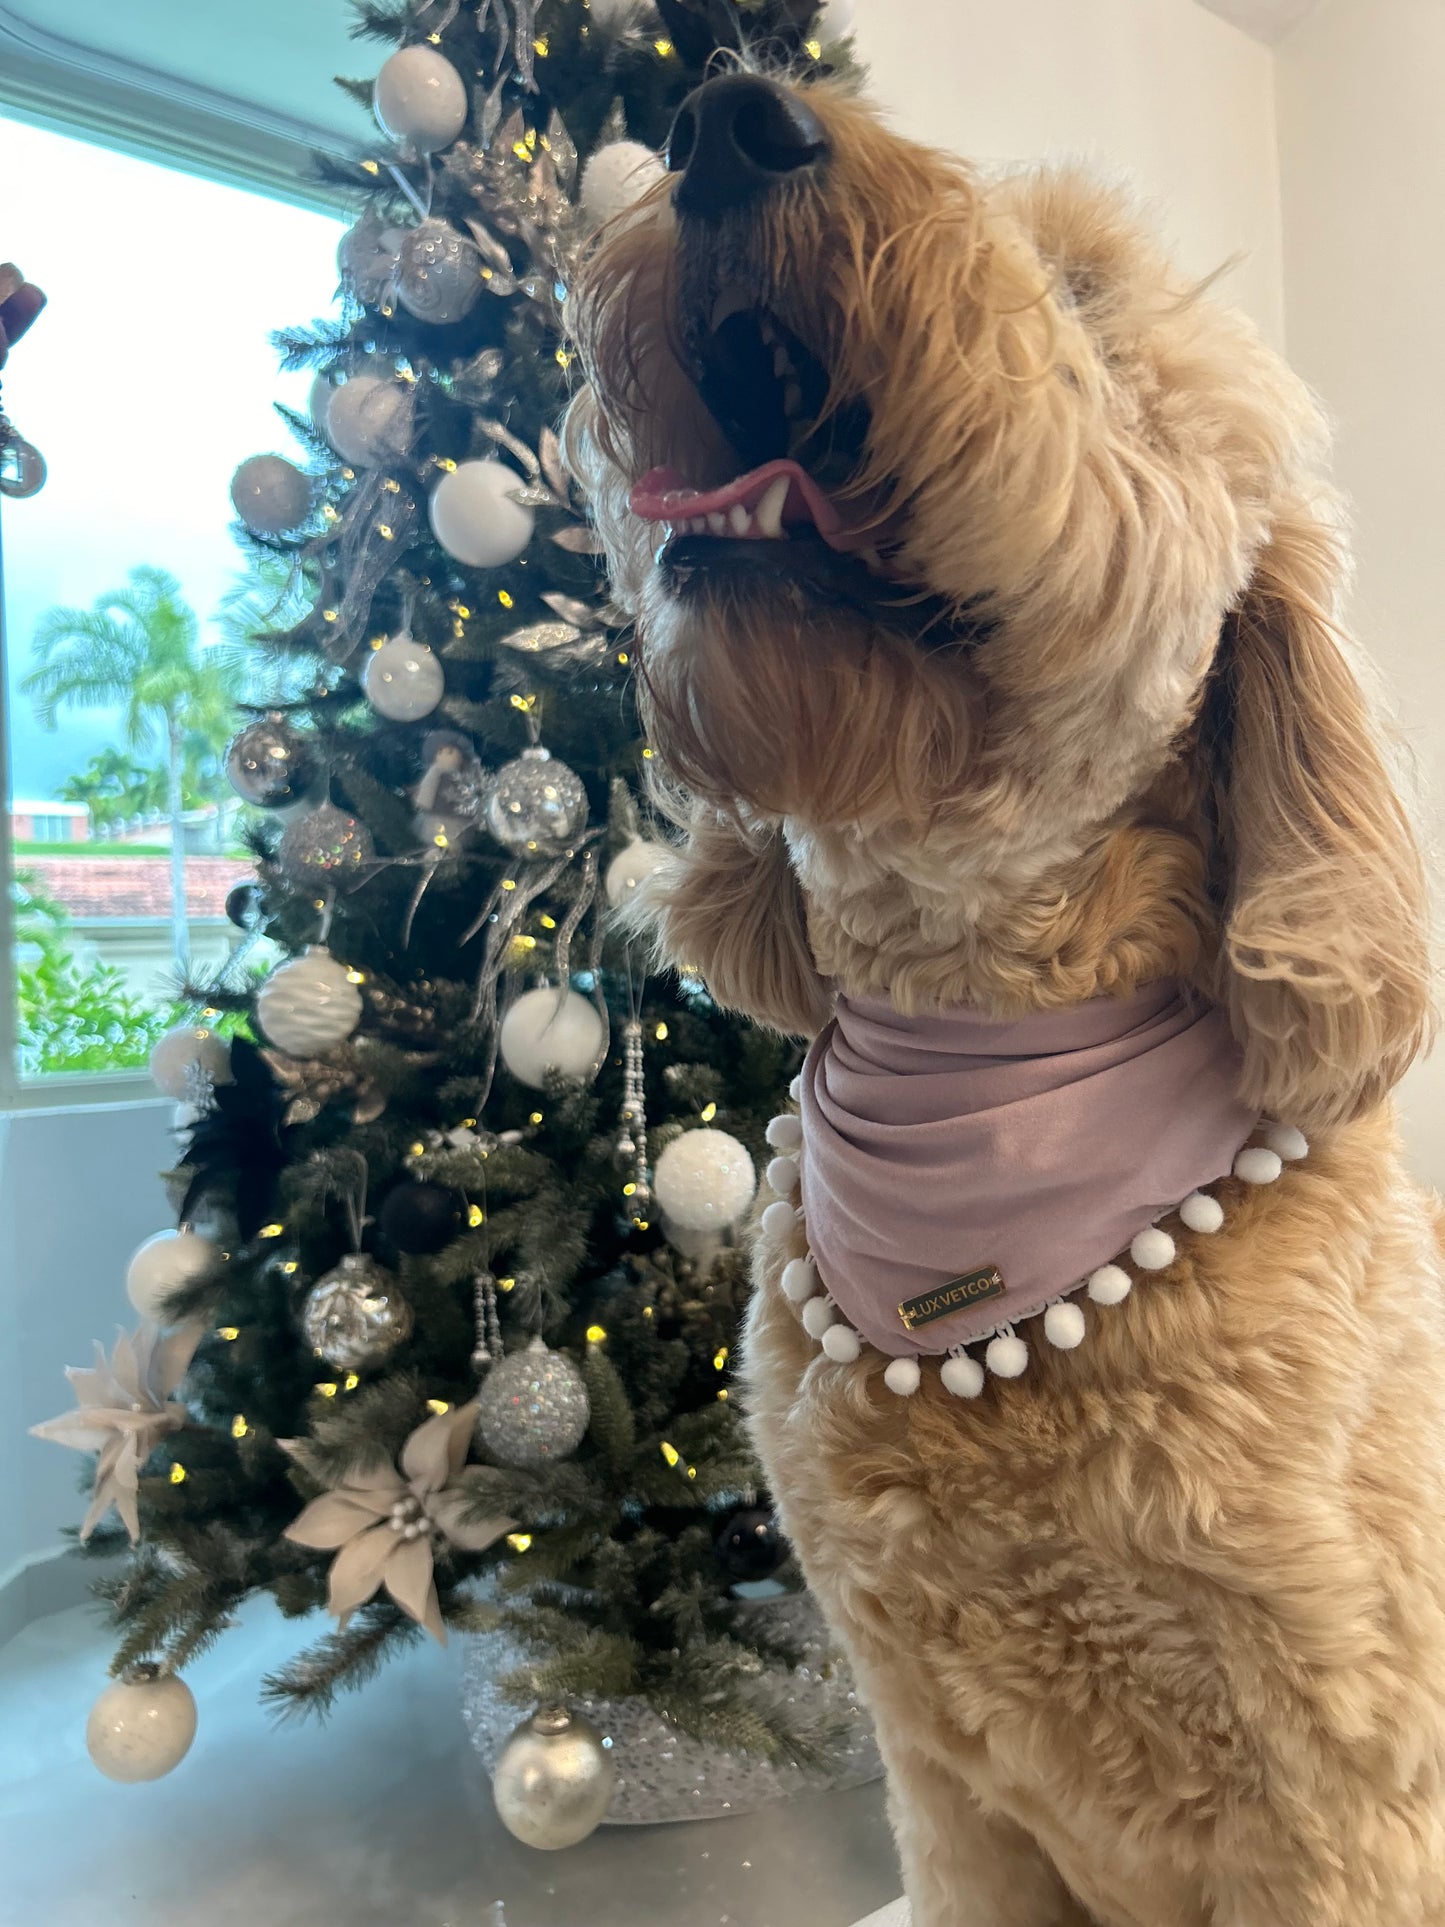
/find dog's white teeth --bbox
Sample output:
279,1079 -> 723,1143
782,380 -> 804,420
690,516 -> 708,533
755,474 -> 790,538
707,510 -> 728,534
728,502 -> 751,535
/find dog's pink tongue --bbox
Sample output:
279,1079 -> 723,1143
630,461 -> 870,553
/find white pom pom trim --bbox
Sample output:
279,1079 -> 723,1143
941,1353 -> 986,1398
883,1357 -> 922,1396
1130,1226 -> 1176,1271
821,1324 -> 862,1363
985,1330 -> 1030,1379
1087,1262 -> 1132,1305
781,1257 -> 817,1304
1179,1190 -> 1224,1234
766,1155 -> 800,1198
1265,1123 -> 1308,1161
760,1200 -> 797,1242
1044,1301 -> 1087,1350
801,1296 -> 836,1338
766,1114 -> 803,1152
788,1073 -> 803,1103
1234,1146 -> 1283,1186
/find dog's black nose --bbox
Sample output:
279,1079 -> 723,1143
667,74 -> 827,218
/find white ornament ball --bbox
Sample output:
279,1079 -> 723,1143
149,1022 -> 233,1100
800,1295 -> 835,1339
1179,1190 -> 1225,1235
781,1257 -> 817,1304
760,1199 -> 796,1243
1043,1301 -> 1087,1350
1130,1226 -> 1177,1271
430,458 -> 535,569
1087,1263 -> 1132,1306
653,1128 -> 757,1232
765,1113 -> 803,1153
125,1228 -> 219,1322
941,1353 -> 985,1399
985,1332 -> 1030,1379
324,373 -> 410,467
604,837 -> 672,908
373,43 -> 468,154
499,988 -> 604,1089
821,1323 -> 861,1363
579,141 -> 667,224
230,454 -> 311,537
1265,1123 -> 1309,1162
883,1356 -> 921,1396
815,0 -> 857,39
256,946 -> 363,1057
1235,1146 -> 1284,1186
766,1155 -> 799,1198
362,634 -> 445,721
87,1665 -> 197,1783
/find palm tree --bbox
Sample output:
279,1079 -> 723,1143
58,746 -> 160,832
23,566 -> 243,967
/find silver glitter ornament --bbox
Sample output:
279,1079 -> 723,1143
226,714 -> 315,808
336,207 -> 405,304
492,1705 -> 615,1850
397,219 -> 484,325
462,1591 -> 883,1826
485,747 -> 588,856
277,802 -> 375,882
474,1335 -> 589,1468
301,1253 -> 414,1371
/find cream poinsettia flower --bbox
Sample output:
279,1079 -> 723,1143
31,1324 -> 202,1542
283,1400 -> 514,1644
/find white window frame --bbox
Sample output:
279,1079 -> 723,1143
0,5 -> 352,1108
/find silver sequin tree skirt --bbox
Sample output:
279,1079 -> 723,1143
460,1592 -> 883,1826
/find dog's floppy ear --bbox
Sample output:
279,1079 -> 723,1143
628,806 -> 833,1038
1210,502 -> 1433,1131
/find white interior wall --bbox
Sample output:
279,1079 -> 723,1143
1276,0 -> 1445,1186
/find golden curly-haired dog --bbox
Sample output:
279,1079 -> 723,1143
567,68 -> 1445,1927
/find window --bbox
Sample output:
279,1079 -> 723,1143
0,113 -> 342,1099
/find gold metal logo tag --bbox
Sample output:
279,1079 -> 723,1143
898,1265 -> 1007,1332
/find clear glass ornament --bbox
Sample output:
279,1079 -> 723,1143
226,713 -> 314,808
397,219 -> 485,324
277,802 -> 375,881
301,1253 -> 414,1370
485,747 -> 588,856
474,1335 -> 589,1468
0,423 -> 46,498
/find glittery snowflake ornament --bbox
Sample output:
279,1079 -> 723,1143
474,1335 -> 590,1469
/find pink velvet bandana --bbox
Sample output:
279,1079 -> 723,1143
797,983 -> 1256,1360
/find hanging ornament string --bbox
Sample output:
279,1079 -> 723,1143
617,949 -> 651,1223
471,1159 -> 503,1376
385,159 -> 435,225
549,845 -> 599,1007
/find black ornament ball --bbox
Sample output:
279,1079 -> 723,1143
378,1180 -> 465,1255
225,714 -> 315,809
714,1508 -> 788,1582
225,881 -> 264,931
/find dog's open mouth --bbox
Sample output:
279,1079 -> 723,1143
628,296 -> 884,572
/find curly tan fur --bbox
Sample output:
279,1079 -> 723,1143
567,76 -> 1444,1925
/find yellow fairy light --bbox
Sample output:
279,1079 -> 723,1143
511,933 -> 538,952
686,1465 -> 697,1480
654,1022 -> 669,1041
643,1305 -> 655,1320
168,1462 -> 188,1485
700,1102 -> 717,1122
322,609 -> 339,624
340,468 -> 356,482
512,138 -> 532,162
805,36 -> 822,58
586,1324 -> 607,1344
498,589 -> 515,608
316,1382 -> 338,1398
361,158 -> 380,175
455,604 -> 471,618
498,1276 -> 517,1293
509,692 -> 535,711
468,1204 -> 485,1228
717,1388 -> 729,1402
435,456 -> 458,472
529,1110 -> 543,1125
427,1398 -> 451,1415
506,1532 -> 533,1553
633,1217 -> 651,1231
462,1117 -> 477,1129
259,1223 -> 284,1239
714,1347 -> 729,1371
435,830 -> 450,848
381,477 -> 401,494
655,37 -> 675,56
617,651 -> 630,665
281,1260 -> 299,1276
322,503 -> 340,524
377,524 -> 395,541
410,1141 -> 426,1158
642,747 -> 655,759
231,1415 -> 249,1439
533,34 -> 549,55
346,968 -> 366,983
622,1181 -> 637,1197
218,1326 -> 240,1342
343,1372 -> 360,1392
660,1441 -> 680,1468
426,29 -> 441,42
555,347 -> 574,368
539,914 -> 557,930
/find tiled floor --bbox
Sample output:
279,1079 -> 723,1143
0,1595 -> 903,1927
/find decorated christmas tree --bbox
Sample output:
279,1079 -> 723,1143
33,0 -> 872,1831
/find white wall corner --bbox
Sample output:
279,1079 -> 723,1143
1195,0 -> 1321,46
